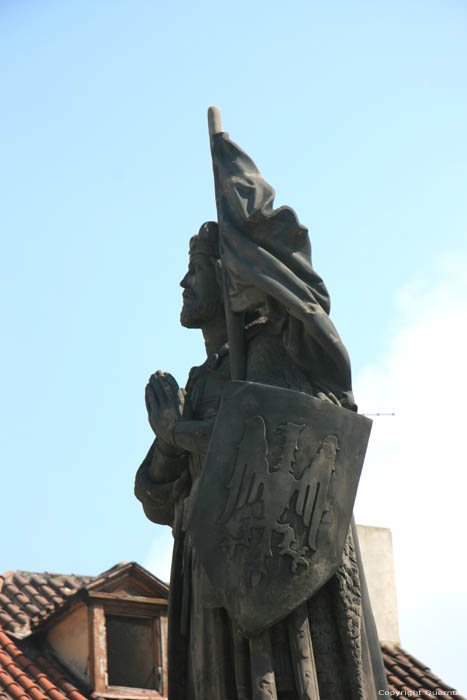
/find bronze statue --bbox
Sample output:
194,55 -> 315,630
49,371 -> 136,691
135,108 -> 387,699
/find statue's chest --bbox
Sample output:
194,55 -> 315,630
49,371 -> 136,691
188,360 -> 230,420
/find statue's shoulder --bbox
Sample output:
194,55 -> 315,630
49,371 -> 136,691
245,318 -> 315,394
186,345 -> 230,394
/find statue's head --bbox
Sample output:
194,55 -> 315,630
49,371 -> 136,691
180,221 -> 223,328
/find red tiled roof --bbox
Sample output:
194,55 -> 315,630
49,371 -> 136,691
382,643 -> 466,699
0,626 -> 89,700
1,565 -> 463,698
1,628 -> 462,700
0,572 -> 92,637
0,562 -> 168,639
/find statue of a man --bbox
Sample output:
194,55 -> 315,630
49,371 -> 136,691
135,119 -> 387,699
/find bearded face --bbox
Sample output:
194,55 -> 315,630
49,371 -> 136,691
180,252 -> 223,328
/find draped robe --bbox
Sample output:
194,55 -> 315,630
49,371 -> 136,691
135,320 -> 386,699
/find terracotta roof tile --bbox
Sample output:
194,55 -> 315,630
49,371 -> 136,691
0,574 -> 94,637
0,672 -> 31,700
2,564 -> 460,699
21,588 -> 36,601
388,674 -> 404,689
11,576 -> 26,588
0,627 -> 89,700
382,643 -> 466,699
0,564 -> 159,638
37,589 -> 54,602
22,607 -> 40,620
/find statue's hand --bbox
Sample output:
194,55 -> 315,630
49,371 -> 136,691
145,371 -> 185,445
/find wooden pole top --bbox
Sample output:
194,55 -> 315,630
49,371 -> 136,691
208,106 -> 223,140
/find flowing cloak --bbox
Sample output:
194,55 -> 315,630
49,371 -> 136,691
210,130 -> 356,410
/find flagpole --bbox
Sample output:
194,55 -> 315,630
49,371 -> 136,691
207,106 -> 246,381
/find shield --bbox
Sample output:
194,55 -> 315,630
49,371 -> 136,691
188,380 -> 372,638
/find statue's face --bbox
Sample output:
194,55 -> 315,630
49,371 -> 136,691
180,252 -> 222,328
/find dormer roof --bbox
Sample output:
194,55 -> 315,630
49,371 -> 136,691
0,563 -> 168,639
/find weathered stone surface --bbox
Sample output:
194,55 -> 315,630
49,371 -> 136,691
135,109 -> 388,699
190,380 -> 371,637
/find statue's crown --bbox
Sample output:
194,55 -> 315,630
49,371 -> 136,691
189,221 -> 219,258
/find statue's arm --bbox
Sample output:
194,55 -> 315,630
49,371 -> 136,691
135,371 -> 215,525
173,418 -> 214,455
134,438 -> 189,526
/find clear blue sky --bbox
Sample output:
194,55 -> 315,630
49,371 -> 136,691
1,0 -> 466,692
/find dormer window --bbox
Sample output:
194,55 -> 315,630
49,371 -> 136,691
106,615 -> 161,690
87,591 -> 167,698
41,563 -> 169,699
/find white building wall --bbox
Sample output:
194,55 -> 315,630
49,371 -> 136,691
357,524 -> 400,644
47,603 -> 90,684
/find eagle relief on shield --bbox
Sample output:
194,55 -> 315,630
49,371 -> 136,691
189,380 -> 372,638
219,414 -> 339,581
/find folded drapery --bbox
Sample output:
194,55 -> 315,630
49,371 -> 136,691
211,131 -> 356,410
